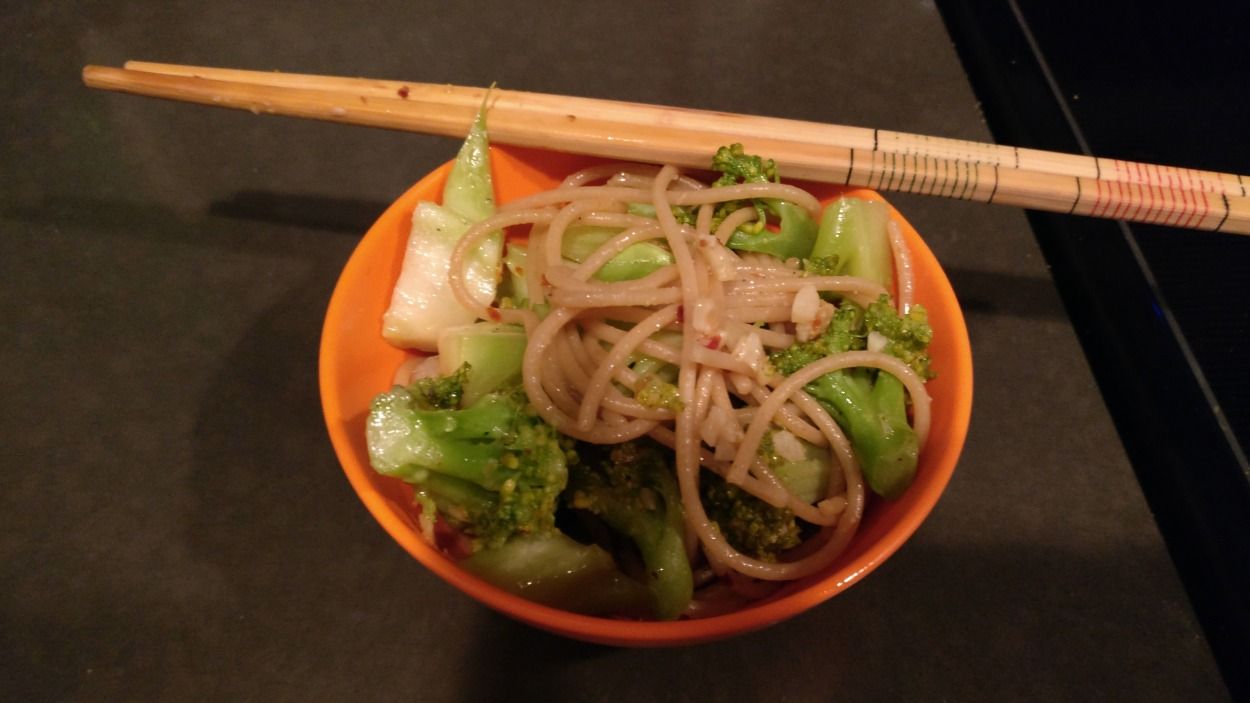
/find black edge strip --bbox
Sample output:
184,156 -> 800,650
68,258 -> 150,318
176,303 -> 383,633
936,1 -> 1250,699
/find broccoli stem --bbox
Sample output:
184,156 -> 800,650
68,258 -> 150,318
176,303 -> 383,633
725,200 -> 817,261
442,102 -> 495,222
810,196 -> 894,291
581,492 -> 692,620
560,224 -> 674,281
567,441 -> 694,619
461,533 -> 653,617
804,370 -> 918,500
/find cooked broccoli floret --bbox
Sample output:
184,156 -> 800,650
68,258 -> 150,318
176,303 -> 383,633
566,440 -> 693,620
864,296 -> 934,378
769,303 -> 866,375
633,374 -> 684,412
712,143 -> 778,187
406,363 -> 469,410
700,472 -> 801,561
366,378 -> 570,550
769,296 -> 933,499
626,202 -> 697,226
802,255 -> 842,277
711,143 -> 818,261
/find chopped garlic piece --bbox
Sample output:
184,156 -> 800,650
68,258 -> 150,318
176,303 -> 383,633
691,299 -> 718,336
772,429 -> 807,462
867,330 -> 889,353
697,234 -> 740,281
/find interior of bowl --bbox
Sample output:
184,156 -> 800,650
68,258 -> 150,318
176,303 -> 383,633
319,144 -> 973,646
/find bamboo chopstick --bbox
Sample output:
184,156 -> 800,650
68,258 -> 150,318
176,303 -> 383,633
82,63 -> 1250,235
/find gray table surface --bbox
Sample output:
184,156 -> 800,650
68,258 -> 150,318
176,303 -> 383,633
3,1 -> 1230,700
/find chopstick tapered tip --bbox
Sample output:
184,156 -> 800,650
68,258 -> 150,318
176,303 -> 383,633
81,65 -> 107,87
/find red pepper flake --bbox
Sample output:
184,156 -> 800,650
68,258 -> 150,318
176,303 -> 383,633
397,85 -> 411,99
703,335 -> 721,349
514,266 -> 525,275
486,307 -> 502,322
433,515 -> 474,560
675,305 -> 684,323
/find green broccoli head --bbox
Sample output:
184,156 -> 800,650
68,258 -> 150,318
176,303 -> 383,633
768,301 -> 866,376
566,440 -> 693,619
802,255 -> 841,277
700,472 -> 801,562
366,380 -> 571,551
766,294 -> 934,499
712,143 -> 779,186
712,143 -> 776,237
710,143 -> 818,260
633,374 -> 684,412
406,362 -> 470,410
864,295 -> 935,378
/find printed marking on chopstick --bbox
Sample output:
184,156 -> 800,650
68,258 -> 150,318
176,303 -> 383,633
1110,175 -> 1130,218
1090,176 -> 1104,217
1146,163 -> 1164,224
987,164 -> 1000,204
1196,189 -> 1212,230
1215,194 -> 1231,232
1126,161 -> 1141,222
904,153 -> 919,193
1176,174 -> 1195,227
1238,173 -> 1246,197
844,148 -> 855,185
1093,156 -> 1103,180
1140,163 -> 1160,223
1166,170 -> 1185,227
1180,170 -> 1200,228
1130,172 -> 1145,221
1125,162 -> 1144,223
1109,161 -> 1127,221
1157,168 -> 1175,225
918,156 -> 930,195
1109,161 -> 1129,221
1144,164 -> 1162,223
873,128 -> 879,151
1068,177 -> 1081,214
965,161 -> 979,200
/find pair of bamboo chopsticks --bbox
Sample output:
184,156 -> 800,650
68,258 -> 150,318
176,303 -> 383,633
83,61 -> 1250,235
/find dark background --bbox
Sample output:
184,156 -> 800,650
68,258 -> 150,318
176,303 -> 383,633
2,1 -> 1237,700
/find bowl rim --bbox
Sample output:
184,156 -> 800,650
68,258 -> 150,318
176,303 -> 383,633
319,145 -> 973,646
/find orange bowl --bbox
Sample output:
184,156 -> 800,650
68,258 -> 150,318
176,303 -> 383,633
320,144 -> 973,646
